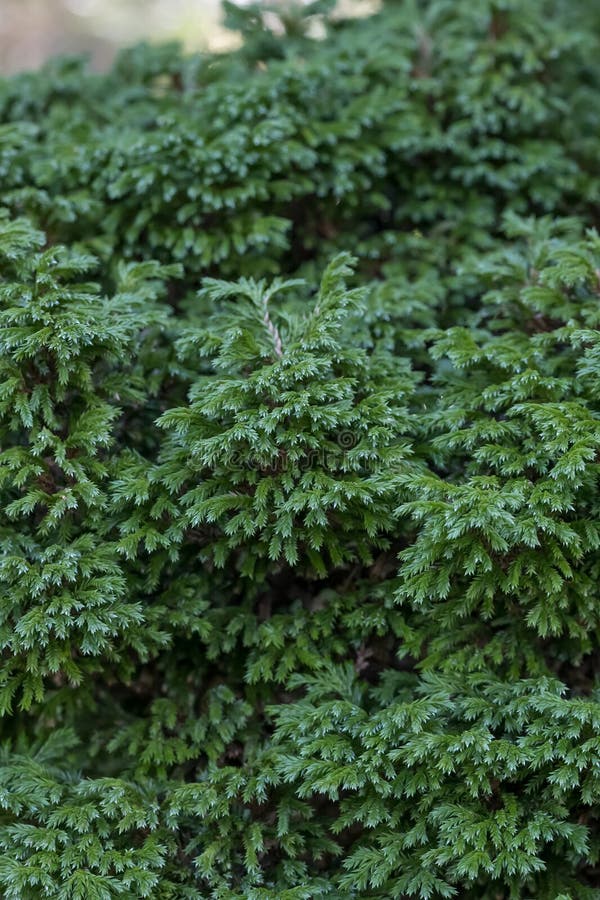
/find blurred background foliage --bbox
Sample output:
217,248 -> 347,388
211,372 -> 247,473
0,0 -> 377,73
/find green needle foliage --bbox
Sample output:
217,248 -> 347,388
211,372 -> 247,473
1,0 -> 600,896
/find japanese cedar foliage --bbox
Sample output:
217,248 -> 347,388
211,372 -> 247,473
1,0 -> 600,896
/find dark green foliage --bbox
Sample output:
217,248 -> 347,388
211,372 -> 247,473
1,0 -> 600,896
156,253 -> 416,575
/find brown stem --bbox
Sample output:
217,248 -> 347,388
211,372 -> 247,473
263,297 -> 283,358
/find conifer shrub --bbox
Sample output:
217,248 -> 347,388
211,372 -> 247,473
2,0 -> 600,896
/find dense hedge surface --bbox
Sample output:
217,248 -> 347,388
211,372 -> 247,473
2,0 -> 600,896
